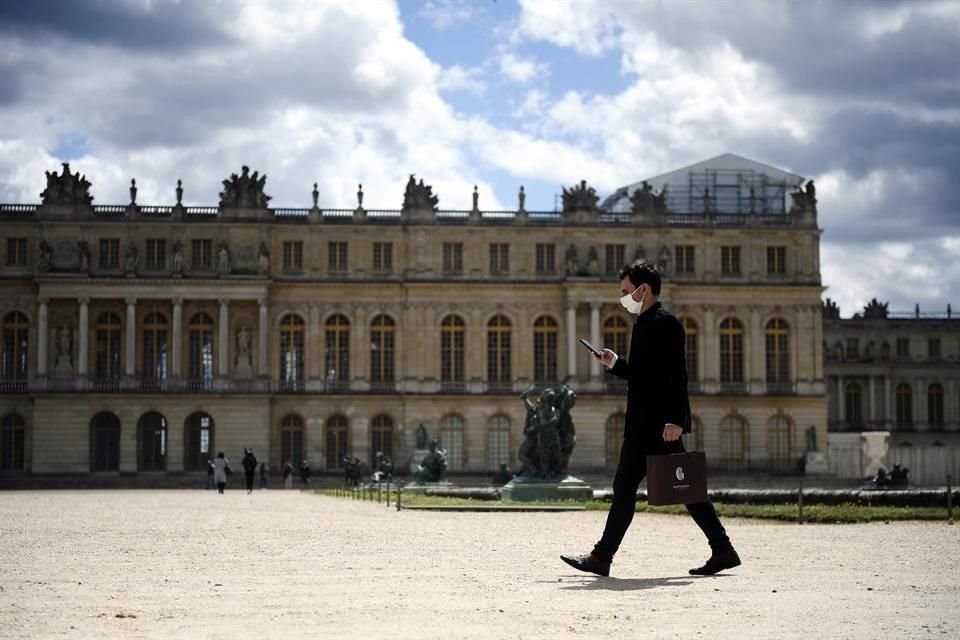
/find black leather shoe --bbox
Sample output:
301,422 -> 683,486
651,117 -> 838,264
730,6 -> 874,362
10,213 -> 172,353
561,552 -> 610,577
689,548 -> 741,576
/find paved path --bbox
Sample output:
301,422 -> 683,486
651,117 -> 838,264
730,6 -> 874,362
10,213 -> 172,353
1,490 -> 957,639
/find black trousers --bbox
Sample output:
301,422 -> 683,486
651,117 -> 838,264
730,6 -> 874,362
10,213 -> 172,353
593,436 -> 731,562
244,471 -> 255,492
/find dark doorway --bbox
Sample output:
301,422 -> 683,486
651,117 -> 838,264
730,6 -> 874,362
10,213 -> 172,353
138,411 -> 167,471
184,412 -> 214,472
89,412 -> 121,472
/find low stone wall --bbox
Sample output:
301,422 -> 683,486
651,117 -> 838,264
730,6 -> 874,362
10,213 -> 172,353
591,487 -> 959,508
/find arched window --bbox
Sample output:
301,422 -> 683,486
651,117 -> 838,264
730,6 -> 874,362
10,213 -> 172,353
441,315 -> 466,387
533,316 -> 558,383
718,414 -> 748,470
324,314 -> 350,387
142,312 -> 169,387
184,412 -> 214,472
89,411 -> 120,472
719,318 -> 744,386
765,318 -> 790,388
487,414 -> 511,469
1,312 -> 29,388
94,312 -> 122,383
1,413 -> 26,471
602,316 -> 629,362
280,414 -> 304,467
371,414 -> 394,466
486,315 -> 510,388
680,317 -> 698,382
928,383 -> 944,427
188,313 -> 215,390
895,383 -> 913,429
845,382 -> 863,428
605,413 -> 623,466
767,412 -> 794,471
279,314 -> 305,390
137,411 -> 167,472
325,414 -> 348,469
440,414 -> 464,470
370,315 -> 395,387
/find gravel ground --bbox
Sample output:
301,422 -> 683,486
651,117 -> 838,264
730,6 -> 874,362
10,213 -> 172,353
1,490 -> 957,639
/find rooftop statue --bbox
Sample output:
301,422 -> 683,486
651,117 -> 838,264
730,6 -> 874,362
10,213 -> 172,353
41,163 -> 94,207
219,165 -> 272,209
630,181 -> 655,213
562,179 -> 599,212
822,298 -> 841,320
402,174 -> 439,213
863,298 -> 889,319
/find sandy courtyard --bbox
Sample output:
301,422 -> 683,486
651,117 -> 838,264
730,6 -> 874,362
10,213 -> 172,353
1,490 -> 957,640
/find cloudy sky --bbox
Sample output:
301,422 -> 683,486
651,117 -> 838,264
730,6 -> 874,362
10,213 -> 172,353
0,0 -> 957,317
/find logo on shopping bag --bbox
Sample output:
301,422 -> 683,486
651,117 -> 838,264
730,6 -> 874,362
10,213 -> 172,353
675,466 -> 685,481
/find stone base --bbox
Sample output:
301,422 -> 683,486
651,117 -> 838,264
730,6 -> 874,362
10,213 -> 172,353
408,448 -> 430,474
501,475 -> 593,502
401,481 -> 453,495
54,358 -> 73,378
233,361 -> 253,380
804,452 -> 830,475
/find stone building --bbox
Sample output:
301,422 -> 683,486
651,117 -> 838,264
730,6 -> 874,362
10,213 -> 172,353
0,155 -> 826,478
823,298 -> 960,483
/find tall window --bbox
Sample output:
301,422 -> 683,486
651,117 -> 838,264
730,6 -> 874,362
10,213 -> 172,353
279,314 -> 305,390
605,244 -> 625,274
142,312 -> 169,386
488,415 -> 511,469
441,315 -> 466,386
718,414 -> 747,469
373,242 -> 393,273
370,315 -> 395,385
94,312 -> 122,381
99,238 -> 120,269
896,337 -> 910,359
137,411 -> 167,472
145,239 -> 166,270
766,246 -> 786,274
675,245 -> 695,274
443,242 -> 463,274
1,312 -> 29,386
895,383 -> 913,428
1,413 -> 26,471
928,338 -> 941,360
325,414 -> 348,469
721,246 -> 741,276
767,413 -> 794,469
280,414 -> 304,466
371,414 -> 394,466
486,315 -> 510,387
328,242 -> 348,272
184,412 -> 214,472
845,338 -> 860,360
535,243 -> 555,274
188,313 -> 215,388
191,239 -> 212,269
324,314 -> 350,385
89,411 -> 120,472
605,413 -> 623,466
6,238 -> 27,266
765,318 -> 790,386
928,383 -> 944,427
603,317 -> 629,362
282,241 -> 303,272
440,414 -> 464,470
681,317 -> 698,382
845,382 -> 863,428
719,318 -> 744,384
533,316 -> 558,383
489,243 -> 509,275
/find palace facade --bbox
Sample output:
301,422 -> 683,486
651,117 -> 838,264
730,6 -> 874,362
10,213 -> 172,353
0,154 -> 827,477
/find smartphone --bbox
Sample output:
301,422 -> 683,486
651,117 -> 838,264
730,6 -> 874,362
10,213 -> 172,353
578,338 -> 603,357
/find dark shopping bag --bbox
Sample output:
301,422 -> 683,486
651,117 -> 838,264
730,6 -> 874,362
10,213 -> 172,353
646,452 -> 708,505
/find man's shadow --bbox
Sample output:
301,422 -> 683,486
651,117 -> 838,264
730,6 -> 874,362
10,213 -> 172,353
552,574 -> 730,592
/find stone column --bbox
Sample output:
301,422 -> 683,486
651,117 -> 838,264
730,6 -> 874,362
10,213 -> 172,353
869,375 -> 876,426
566,305 -> 577,379
884,376 -> 892,428
703,305 -> 717,389
218,298 -> 229,377
812,304 -> 823,380
124,297 -> 136,376
258,299 -> 268,377
37,298 -> 49,376
77,298 -> 89,377
749,305 -> 763,391
837,375 -> 845,423
353,305 -> 368,390
914,377 -> 924,428
589,303 -> 600,379
171,298 -> 183,378
308,304 -> 322,380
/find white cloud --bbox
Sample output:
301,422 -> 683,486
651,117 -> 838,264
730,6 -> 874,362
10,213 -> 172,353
498,52 -> 547,84
419,0 -> 476,31
514,0 -> 619,56
436,64 -> 486,95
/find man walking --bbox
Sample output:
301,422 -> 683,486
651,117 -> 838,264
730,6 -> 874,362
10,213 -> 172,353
562,260 -> 741,577
242,448 -> 258,495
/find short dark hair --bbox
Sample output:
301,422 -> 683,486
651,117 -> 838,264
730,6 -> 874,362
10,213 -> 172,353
618,259 -> 661,296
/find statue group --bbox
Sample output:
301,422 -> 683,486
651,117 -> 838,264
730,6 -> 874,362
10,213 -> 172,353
219,166 -> 271,209
40,163 -> 94,207
518,384 -> 577,479
402,174 -> 439,213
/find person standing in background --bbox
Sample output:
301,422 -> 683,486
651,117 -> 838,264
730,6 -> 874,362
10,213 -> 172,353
283,461 -> 294,489
213,452 -> 229,495
206,458 -> 215,490
242,448 -> 258,494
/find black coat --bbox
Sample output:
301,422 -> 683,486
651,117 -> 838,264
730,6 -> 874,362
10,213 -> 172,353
607,302 -> 691,453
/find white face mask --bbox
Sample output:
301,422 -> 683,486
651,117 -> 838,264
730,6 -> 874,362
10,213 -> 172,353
619,285 -> 646,315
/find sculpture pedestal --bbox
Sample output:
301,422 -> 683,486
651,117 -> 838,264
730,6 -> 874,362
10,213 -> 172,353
501,474 -> 593,502
408,448 -> 430,474
401,480 -> 453,495
53,357 -> 73,378
233,361 -> 253,380
804,451 -> 830,475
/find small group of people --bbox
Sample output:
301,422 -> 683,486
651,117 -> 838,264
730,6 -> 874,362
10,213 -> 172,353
206,451 -> 310,493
